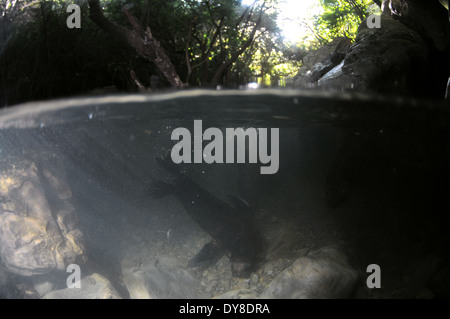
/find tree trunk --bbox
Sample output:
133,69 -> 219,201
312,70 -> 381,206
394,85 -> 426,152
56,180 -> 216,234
87,0 -> 184,89
209,11 -> 263,87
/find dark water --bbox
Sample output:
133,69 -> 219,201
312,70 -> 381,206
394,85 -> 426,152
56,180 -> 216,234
1,90 -> 449,298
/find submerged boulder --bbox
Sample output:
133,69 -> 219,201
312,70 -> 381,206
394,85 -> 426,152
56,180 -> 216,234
43,273 -> 120,299
260,246 -> 359,299
0,157 -> 84,276
121,256 -> 204,299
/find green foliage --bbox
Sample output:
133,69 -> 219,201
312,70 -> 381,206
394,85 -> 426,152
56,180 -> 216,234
182,0 -> 280,86
0,0 -> 381,105
314,0 -> 374,43
0,0 -> 134,105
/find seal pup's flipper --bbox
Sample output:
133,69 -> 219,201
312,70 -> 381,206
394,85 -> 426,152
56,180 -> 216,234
187,240 -> 226,269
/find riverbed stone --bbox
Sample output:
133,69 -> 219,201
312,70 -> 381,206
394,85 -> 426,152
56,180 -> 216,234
121,256 -> 204,299
260,245 -> 359,299
43,273 -> 120,299
0,158 -> 84,276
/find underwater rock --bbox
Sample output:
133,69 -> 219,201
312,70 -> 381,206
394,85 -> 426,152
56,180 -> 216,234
0,157 -> 84,276
43,273 -> 120,299
121,256 -> 205,299
260,245 -> 358,299
213,289 -> 258,299
31,277 -> 55,297
0,263 -> 11,298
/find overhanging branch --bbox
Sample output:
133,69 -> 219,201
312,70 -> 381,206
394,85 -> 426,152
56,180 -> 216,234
87,0 -> 184,88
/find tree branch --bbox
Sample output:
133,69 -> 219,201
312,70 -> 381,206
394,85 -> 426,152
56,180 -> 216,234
347,0 -> 367,21
210,1 -> 266,86
87,0 -> 184,88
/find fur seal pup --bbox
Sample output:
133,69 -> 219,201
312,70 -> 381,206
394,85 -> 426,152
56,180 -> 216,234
149,156 -> 263,277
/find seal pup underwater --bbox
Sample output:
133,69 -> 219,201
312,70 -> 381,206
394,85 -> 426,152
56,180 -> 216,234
149,155 -> 264,277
